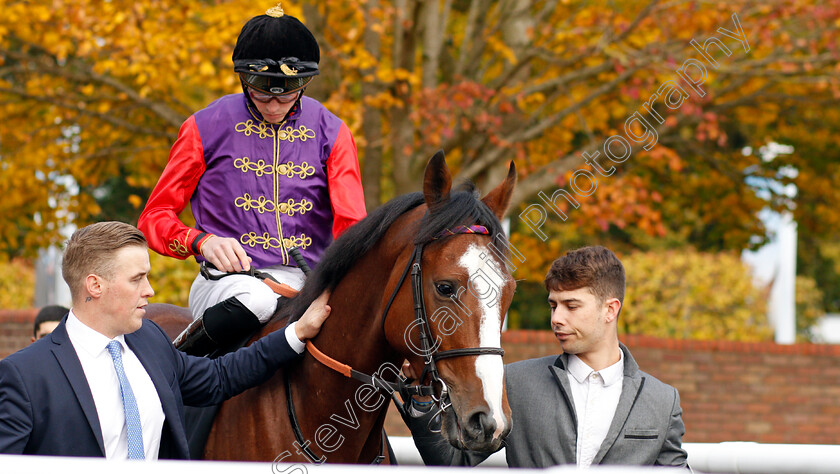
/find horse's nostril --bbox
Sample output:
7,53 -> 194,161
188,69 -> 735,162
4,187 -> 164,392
467,410 -> 497,439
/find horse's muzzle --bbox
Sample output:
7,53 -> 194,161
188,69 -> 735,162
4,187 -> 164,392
442,407 -> 510,452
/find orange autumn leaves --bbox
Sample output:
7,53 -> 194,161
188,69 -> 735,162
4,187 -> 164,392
0,1 -> 838,336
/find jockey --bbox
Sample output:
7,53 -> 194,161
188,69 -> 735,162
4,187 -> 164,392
138,3 -> 366,356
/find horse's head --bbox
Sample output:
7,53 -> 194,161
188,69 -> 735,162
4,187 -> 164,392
388,151 -> 516,452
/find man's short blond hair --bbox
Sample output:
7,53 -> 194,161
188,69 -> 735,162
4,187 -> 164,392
62,221 -> 147,301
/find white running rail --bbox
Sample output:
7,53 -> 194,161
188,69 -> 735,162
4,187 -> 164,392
2,440 -> 839,473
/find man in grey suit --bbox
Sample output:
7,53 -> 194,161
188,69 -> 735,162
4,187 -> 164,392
406,245 -> 688,468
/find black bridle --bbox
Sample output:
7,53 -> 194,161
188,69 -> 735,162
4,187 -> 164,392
381,240 -> 506,412
285,228 -> 506,464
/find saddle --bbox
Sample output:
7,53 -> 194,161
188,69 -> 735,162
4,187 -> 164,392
182,269 -> 300,459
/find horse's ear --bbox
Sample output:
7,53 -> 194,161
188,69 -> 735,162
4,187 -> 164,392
481,161 -> 517,219
423,150 -> 452,209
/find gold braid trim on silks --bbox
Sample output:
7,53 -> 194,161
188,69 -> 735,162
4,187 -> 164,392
234,121 -> 316,144
234,157 -> 273,177
168,229 -> 191,257
276,160 -> 315,178
235,120 -> 276,139
266,3 -> 284,18
235,194 -> 313,216
277,125 -> 316,143
283,234 -> 312,249
240,232 -> 311,250
234,157 -> 315,179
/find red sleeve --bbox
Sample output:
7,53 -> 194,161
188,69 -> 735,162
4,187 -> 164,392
327,122 -> 367,238
138,116 -> 213,259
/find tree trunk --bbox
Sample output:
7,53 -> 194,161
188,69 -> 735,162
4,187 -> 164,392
361,0 -> 384,209
391,0 -> 421,193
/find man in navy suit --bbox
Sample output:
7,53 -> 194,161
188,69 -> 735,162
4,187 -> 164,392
0,221 -> 330,459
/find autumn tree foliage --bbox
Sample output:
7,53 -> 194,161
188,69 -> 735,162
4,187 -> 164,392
0,259 -> 34,309
1,1 -> 838,329
505,246 -> 777,341
0,0 -> 241,255
621,250 -> 771,341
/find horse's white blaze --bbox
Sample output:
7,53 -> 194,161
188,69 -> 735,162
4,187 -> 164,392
458,243 -> 508,438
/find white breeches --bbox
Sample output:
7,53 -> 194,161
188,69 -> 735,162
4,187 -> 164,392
188,265 -> 306,323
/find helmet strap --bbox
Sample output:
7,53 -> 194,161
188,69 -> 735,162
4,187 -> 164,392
240,77 -> 258,110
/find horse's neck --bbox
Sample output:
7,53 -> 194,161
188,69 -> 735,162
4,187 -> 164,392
290,243 -> 408,461
308,245 -> 403,375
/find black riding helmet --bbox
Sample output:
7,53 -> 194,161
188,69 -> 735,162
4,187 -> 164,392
233,3 -> 319,98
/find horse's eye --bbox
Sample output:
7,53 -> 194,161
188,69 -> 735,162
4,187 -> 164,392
435,282 -> 455,296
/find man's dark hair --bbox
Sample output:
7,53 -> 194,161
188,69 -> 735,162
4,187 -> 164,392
34,305 -> 68,337
544,246 -> 625,304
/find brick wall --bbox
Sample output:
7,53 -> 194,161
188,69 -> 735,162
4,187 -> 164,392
0,309 -> 36,358
4,310 -> 837,444
384,330 -> 840,444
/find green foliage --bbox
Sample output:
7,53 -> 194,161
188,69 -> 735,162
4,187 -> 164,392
798,239 -> 840,313
0,258 -> 35,309
507,281 -> 549,330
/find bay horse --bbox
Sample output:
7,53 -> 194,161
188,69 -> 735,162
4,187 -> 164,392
148,151 -> 517,463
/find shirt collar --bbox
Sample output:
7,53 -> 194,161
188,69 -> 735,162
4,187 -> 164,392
600,350 -> 625,387
566,350 -> 625,386
66,309 -> 128,358
567,354 -> 594,384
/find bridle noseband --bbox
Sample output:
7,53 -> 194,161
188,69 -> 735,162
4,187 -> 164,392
395,227 -> 507,406
308,225 -> 505,405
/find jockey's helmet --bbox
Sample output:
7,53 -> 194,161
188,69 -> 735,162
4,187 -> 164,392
233,3 -> 319,97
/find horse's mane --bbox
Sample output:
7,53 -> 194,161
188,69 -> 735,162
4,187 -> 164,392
413,182 -> 505,246
283,182 -> 506,324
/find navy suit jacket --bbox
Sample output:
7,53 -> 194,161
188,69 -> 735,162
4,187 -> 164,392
0,316 -> 298,458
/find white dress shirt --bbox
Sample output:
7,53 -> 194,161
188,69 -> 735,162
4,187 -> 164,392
65,311 -> 165,460
567,351 -> 624,468
285,321 -> 306,353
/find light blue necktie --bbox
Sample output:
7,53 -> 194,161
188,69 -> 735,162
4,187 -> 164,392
106,340 -> 145,460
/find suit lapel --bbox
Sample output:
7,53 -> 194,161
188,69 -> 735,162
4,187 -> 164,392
592,344 -> 644,465
49,320 -> 106,456
548,354 -> 578,431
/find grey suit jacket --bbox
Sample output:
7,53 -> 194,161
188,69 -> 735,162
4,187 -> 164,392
408,343 -> 687,468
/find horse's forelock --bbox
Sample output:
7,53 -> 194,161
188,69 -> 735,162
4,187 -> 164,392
414,182 -> 506,247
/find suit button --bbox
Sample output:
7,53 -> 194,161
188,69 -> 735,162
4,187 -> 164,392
278,164 -> 289,175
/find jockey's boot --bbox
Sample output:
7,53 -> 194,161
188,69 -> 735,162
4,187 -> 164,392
174,297 -> 262,356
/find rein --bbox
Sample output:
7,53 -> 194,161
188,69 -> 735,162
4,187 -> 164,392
199,261 -> 299,298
